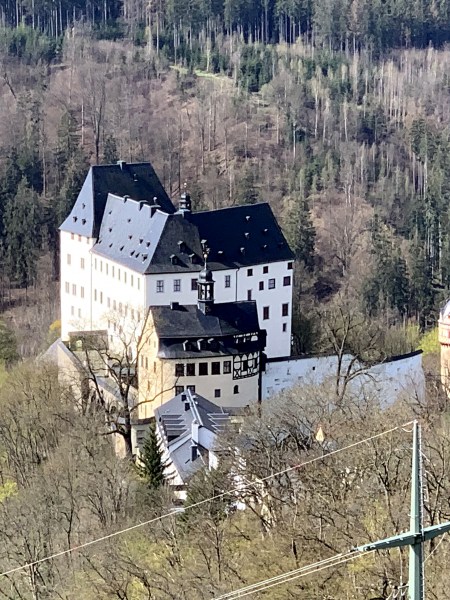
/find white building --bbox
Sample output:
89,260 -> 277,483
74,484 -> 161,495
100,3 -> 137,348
154,389 -> 230,493
60,161 -> 294,359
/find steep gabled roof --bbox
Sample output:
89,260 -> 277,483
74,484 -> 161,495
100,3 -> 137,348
188,203 -> 294,269
60,162 -> 175,238
92,194 -> 169,272
155,390 -> 230,481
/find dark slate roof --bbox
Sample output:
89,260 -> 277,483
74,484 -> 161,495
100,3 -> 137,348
90,199 -> 293,274
92,194 -> 169,272
188,203 -> 294,269
60,162 -> 175,238
152,301 -> 261,339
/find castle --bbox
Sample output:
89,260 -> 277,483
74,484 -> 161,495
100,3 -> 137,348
53,160 -> 425,478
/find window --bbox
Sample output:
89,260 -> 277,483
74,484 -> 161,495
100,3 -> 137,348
263,266 -> 269,274
263,306 -> 270,320
65,282 -> 69,293
137,278 -> 140,290
106,263 -> 108,275
119,302 -> 123,314
225,275 -> 231,288
233,385 -> 239,394
288,261 -> 293,270
175,386 -> 184,395
187,364 -> 196,376
80,258 -> 85,269
100,261 -> 103,273
247,268 -> 253,276
100,292 -> 103,304
282,303 -> 289,317
70,306 -> 74,316
78,235 -> 81,242
268,278 -> 276,289
156,280 -> 164,293
174,279 -> 181,292
259,281 -> 264,291
199,363 -> 208,376
72,284 -> 77,295
67,254 -> 71,265
78,308 -> 81,318
282,323 -> 287,332
187,385 -> 196,393
223,361 -> 231,374
131,308 -> 135,320
94,258 -> 97,270
94,289 -> 98,301
247,290 -> 252,301
71,233 -> 74,240
214,389 -> 221,398
283,276 -> 291,286
242,359 -> 249,371
80,286 -> 85,299
145,357 -> 148,369
124,272 -> 127,284
131,275 -> 134,287
118,269 -> 121,281
212,362 -> 220,375
112,266 -> 115,277
107,297 -> 111,308
175,364 -> 185,377
191,278 -> 198,291
113,300 -> 116,310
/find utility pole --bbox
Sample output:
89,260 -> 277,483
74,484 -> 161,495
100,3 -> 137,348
354,420 -> 450,600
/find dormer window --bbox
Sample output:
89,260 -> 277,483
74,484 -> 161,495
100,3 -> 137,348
81,218 -> 86,225
178,240 -> 186,252
170,254 -> 177,265
244,232 -> 250,239
189,253 -> 196,264
73,216 -> 78,222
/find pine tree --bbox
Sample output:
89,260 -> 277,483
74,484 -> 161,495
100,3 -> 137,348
4,177 -> 41,289
286,194 -> 316,271
102,134 -> 119,164
409,239 -> 434,329
137,421 -> 166,489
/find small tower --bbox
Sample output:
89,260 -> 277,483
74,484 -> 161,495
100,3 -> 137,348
197,266 -> 214,315
439,299 -> 450,394
198,245 -> 214,315
178,183 -> 192,215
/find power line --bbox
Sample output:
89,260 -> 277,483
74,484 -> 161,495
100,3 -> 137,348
0,420 -> 414,579
211,549 -> 377,599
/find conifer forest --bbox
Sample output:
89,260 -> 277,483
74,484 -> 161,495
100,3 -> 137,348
0,1 -> 450,599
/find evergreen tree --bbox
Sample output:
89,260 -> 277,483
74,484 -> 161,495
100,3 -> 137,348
3,178 -> 41,289
137,421 -> 166,489
286,194 -> 315,271
409,239 -> 435,329
102,133 -> 119,164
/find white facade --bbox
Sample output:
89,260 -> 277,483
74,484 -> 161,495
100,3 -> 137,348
62,232 -> 293,358
60,231 -> 95,340
144,260 -> 293,358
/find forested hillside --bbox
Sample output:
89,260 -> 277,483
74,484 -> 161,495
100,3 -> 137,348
1,0 -> 449,356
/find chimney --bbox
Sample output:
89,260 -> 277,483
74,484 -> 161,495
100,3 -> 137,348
117,160 -> 126,170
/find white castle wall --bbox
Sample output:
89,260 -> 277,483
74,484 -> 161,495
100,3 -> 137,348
262,351 -> 425,405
